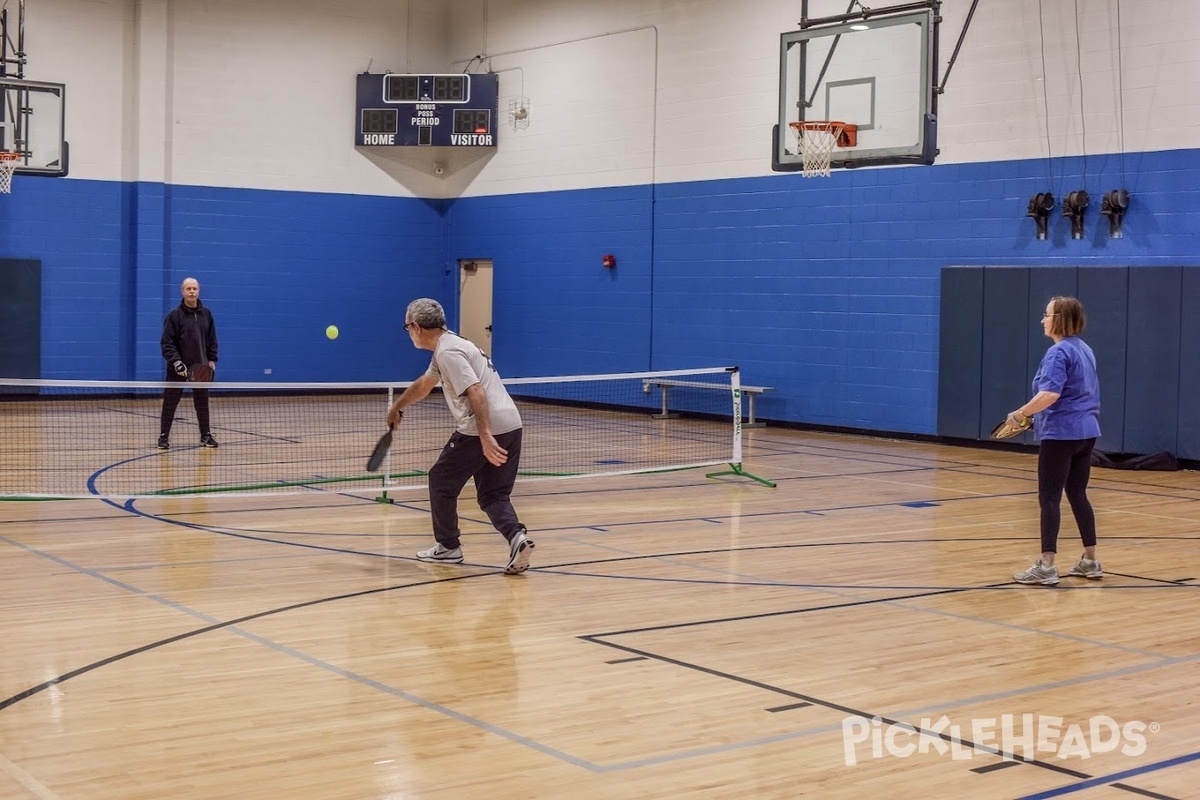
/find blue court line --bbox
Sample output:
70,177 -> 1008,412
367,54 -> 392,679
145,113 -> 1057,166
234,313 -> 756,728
559,536 -> 1182,660
1015,750 -> 1200,799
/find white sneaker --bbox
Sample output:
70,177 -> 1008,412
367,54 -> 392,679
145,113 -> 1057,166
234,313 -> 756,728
504,529 -> 535,575
1014,559 -> 1060,586
1066,556 -> 1103,579
416,543 -> 463,563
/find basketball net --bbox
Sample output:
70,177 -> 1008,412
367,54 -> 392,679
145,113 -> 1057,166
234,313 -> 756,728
789,122 -> 846,178
0,153 -> 19,194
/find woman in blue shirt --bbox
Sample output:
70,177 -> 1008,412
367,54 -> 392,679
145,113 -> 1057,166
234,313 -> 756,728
1004,296 -> 1102,586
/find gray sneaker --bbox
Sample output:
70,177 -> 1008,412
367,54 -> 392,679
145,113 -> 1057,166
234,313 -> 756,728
504,528 -> 535,575
1066,556 -> 1103,579
1014,559 -> 1059,585
416,543 -> 464,563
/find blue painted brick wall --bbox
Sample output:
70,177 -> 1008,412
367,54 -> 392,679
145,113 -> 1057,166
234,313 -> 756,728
446,148 -> 1200,434
2,178 -> 447,382
6,147 -> 1200,436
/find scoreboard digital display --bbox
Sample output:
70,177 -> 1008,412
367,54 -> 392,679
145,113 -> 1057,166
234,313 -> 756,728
355,73 -> 498,147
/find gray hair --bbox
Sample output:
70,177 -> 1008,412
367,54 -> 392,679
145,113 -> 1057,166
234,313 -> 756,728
406,298 -> 446,330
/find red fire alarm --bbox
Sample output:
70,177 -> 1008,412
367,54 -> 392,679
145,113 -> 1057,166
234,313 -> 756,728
602,254 -> 617,269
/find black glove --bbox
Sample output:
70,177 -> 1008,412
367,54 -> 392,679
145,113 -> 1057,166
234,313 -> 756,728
173,360 -> 187,377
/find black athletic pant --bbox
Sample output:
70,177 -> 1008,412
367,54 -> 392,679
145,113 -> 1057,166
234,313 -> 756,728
428,428 -> 524,550
159,372 -> 211,438
1037,437 -> 1097,554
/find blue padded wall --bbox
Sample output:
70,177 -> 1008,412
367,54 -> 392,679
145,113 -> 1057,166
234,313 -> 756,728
0,259 -> 41,379
980,267 -> 1031,440
936,267 -> 983,439
1124,268 -> 1182,454
937,265 -> 1196,456
1179,269 -> 1200,459
1077,267 -> 1128,453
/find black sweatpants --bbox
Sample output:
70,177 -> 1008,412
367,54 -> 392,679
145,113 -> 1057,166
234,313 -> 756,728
428,428 -> 524,550
1037,437 -> 1097,554
159,372 -> 211,438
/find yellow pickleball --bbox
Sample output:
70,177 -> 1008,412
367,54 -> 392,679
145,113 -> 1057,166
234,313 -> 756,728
325,325 -> 339,340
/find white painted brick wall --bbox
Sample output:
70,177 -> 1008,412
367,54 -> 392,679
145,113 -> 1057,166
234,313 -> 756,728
25,0 -> 1200,194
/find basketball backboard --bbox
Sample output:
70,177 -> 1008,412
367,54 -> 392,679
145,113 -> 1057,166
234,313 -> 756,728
774,9 -> 937,172
1,78 -> 68,176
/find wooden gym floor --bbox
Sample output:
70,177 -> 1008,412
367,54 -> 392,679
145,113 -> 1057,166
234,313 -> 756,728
2,427 -> 1198,799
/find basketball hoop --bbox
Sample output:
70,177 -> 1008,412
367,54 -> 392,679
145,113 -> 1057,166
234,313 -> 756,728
0,152 -> 20,194
788,121 -> 858,178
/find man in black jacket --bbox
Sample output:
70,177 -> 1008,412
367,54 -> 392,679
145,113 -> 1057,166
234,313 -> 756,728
158,277 -> 219,449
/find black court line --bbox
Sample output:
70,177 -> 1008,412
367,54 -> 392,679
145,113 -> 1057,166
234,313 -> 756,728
108,477 -> 1025,544
541,565 -> 1194,593
107,496 -> 528,571
606,656 -> 648,664
0,539 -> 600,771
97,403 -> 307,445
765,702 -> 812,713
972,760 -> 1021,774
103,491 -> 1200,591
28,485 -> 1200,597
0,556 -> 492,712
1110,783 -> 1180,800
569,562 -> 1197,780
578,634 -> 1094,781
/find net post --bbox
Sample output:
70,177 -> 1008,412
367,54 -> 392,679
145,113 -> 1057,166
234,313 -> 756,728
375,386 -> 395,504
704,367 -> 776,488
732,367 -> 743,465
649,383 -> 678,419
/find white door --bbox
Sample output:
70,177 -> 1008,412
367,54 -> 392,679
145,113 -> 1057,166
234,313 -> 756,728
459,259 -> 493,355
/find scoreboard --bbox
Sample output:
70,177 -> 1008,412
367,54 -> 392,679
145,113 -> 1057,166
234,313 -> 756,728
355,73 -> 499,147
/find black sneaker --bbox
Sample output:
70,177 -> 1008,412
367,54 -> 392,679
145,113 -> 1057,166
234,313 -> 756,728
200,434 -> 219,448
157,435 -> 170,450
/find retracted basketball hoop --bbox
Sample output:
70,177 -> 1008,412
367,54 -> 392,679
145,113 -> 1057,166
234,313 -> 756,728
788,121 -> 858,178
0,152 -> 20,194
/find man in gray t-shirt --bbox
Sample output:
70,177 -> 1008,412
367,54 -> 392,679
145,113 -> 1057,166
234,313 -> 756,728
386,298 -> 534,575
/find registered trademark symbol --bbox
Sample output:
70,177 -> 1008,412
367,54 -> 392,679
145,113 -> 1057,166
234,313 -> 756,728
1149,722 -> 1161,734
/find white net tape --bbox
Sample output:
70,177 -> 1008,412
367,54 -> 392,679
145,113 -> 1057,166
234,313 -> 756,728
0,155 -> 18,194
790,123 -> 845,178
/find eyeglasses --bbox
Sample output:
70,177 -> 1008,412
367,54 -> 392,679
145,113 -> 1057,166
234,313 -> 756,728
403,322 -> 415,331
